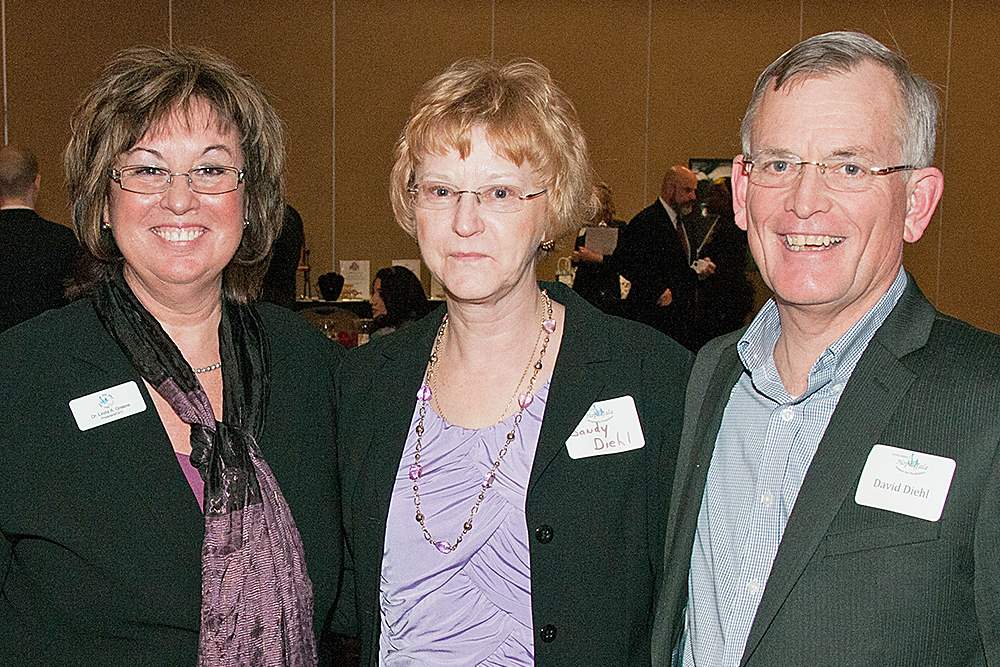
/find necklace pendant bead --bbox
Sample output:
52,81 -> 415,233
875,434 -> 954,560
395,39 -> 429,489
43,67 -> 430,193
417,384 -> 432,402
408,464 -> 423,481
518,392 -> 534,409
415,511 -> 424,522
463,521 -> 473,532
542,318 -> 557,334
434,540 -> 453,554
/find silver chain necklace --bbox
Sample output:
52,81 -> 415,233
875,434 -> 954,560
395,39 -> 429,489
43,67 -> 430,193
191,361 -> 222,374
411,289 -> 556,554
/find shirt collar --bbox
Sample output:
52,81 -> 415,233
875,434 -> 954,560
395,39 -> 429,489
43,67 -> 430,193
738,267 -> 909,383
658,196 -> 678,227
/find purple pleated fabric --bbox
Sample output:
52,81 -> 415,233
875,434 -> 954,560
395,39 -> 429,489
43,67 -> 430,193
379,382 -> 551,666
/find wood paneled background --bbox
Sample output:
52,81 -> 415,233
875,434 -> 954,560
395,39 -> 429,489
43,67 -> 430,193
5,1 -> 998,331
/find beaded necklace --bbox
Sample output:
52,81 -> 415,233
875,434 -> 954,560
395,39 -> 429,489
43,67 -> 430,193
410,289 -> 556,554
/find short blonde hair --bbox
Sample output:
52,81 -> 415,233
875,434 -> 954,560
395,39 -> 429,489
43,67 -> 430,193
390,58 -> 594,241
64,45 -> 285,303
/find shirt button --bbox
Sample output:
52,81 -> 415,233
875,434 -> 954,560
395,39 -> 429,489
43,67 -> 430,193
781,407 -> 794,422
832,383 -> 844,394
747,579 -> 761,594
539,624 -> 557,642
760,492 -> 774,507
535,525 -> 554,544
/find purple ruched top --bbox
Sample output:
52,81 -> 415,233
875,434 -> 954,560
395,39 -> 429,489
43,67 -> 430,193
379,381 -> 551,666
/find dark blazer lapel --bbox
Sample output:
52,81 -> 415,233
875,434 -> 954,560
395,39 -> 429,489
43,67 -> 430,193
529,283 -> 612,490
361,311 -> 443,528
741,279 -> 935,663
656,337 -> 743,650
62,303 -> 204,564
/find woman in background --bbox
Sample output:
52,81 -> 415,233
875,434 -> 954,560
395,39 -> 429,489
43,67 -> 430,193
571,181 -> 626,315
334,58 -> 691,666
0,46 -> 340,665
370,265 -> 433,337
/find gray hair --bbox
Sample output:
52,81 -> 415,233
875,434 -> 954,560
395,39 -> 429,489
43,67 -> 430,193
740,31 -> 939,167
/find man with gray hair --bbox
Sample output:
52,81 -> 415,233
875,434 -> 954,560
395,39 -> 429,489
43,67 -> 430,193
0,145 -> 79,332
653,32 -> 999,665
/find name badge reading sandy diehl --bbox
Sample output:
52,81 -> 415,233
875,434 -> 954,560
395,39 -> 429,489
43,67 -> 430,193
566,395 -> 645,459
69,381 -> 147,431
854,444 -> 955,522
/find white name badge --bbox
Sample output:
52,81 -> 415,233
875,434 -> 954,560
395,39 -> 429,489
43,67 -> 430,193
854,444 -> 956,522
69,381 -> 147,431
566,395 -> 645,460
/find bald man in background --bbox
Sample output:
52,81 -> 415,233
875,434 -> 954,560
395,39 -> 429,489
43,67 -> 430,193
576,166 -> 714,348
0,145 -> 79,332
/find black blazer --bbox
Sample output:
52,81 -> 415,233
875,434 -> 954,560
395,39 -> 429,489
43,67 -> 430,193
651,277 -> 1000,666
0,300 -> 343,666
334,282 -> 691,666
0,208 -> 79,333
606,201 -> 696,347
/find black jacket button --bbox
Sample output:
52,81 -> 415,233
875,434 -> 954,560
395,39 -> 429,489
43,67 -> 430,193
535,524 -> 554,543
539,624 -> 557,642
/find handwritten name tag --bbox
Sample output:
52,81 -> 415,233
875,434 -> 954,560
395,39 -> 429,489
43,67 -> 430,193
566,395 -> 645,460
854,444 -> 955,522
69,381 -> 147,431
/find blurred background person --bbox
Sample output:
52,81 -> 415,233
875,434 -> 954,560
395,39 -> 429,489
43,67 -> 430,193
689,179 -> 754,349
570,181 -> 624,315
0,144 -> 80,333
575,166 -> 714,349
260,202 -> 305,308
369,264 -> 433,338
334,58 -> 690,667
0,46 -> 341,665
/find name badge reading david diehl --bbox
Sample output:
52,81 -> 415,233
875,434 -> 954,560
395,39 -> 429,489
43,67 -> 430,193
69,381 -> 147,431
854,444 -> 956,522
566,395 -> 645,460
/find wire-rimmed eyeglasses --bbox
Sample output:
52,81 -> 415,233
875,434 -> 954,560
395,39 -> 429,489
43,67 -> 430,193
408,182 -> 547,213
743,155 -> 915,193
110,165 -> 245,195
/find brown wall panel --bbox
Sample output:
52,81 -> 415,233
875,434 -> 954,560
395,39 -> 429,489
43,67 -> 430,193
5,1 -> 168,226
334,1 -> 492,286
172,0 -> 335,278
937,1 -> 1000,331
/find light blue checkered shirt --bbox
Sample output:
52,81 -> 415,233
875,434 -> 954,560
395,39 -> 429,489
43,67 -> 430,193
678,268 -> 908,666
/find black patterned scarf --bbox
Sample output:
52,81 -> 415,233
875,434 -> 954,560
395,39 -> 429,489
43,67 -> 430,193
93,271 -> 317,666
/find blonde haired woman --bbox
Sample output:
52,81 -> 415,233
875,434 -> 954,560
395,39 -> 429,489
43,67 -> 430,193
335,58 -> 691,666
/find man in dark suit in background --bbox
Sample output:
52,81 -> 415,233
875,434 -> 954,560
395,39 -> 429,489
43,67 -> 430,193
260,203 -> 305,308
652,31 -> 1000,666
0,145 -> 79,332
575,166 -> 714,349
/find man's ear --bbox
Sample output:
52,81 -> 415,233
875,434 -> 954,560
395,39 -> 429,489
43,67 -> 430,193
903,166 -> 944,243
33,174 -> 41,191
732,155 -> 750,231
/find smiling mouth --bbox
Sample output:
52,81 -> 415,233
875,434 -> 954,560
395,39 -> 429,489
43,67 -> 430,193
782,234 -> 845,252
153,227 -> 205,242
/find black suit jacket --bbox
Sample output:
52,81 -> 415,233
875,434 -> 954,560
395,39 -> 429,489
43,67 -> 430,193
606,201 -> 696,347
334,282 -> 691,666
0,208 -> 79,332
0,299 -> 343,665
651,277 -> 1000,666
